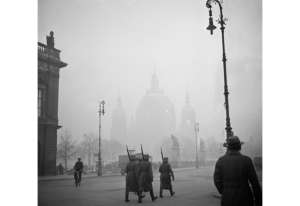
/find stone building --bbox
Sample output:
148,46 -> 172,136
110,90 -> 127,144
38,31 -> 67,175
134,73 -> 176,153
179,88 -> 196,139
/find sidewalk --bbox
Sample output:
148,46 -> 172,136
38,166 -> 213,182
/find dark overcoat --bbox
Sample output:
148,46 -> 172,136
214,151 -> 262,206
159,162 -> 174,190
74,161 -> 83,171
138,160 -> 153,192
125,160 -> 139,192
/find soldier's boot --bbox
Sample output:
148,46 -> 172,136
150,189 -> 158,201
159,188 -> 163,198
137,191 -> 145,199
138,190 -> 142,203
125,191 -> 130,202
170,187 -> 175,196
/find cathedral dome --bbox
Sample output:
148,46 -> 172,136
134,73 -> 176,153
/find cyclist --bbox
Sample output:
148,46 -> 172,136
74,158 -> 83,183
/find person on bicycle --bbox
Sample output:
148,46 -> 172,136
74,158 -> 84,183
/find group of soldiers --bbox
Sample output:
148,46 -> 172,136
125,154 -> 175,203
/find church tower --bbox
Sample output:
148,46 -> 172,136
110,89 -> 127,143
179,87 -> 196,139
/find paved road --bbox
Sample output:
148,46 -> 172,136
38,167 -> 262,206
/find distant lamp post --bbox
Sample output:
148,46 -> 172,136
195,123 -> 199,169
98,101 -> 105,176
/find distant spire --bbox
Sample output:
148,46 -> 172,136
185,82 -> 190,105
117,86 -> 121,107
151,65 -> 159,91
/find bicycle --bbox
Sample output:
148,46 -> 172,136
74,170 -> 81,187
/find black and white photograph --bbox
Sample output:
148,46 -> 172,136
4,0 -> 300,205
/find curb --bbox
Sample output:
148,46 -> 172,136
38,173 -> 121,182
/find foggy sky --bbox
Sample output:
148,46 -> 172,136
38,0 -> 262,145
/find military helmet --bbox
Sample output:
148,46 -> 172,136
163,157 -> 168,162
144,154 -> 149,159
131,155 -> 136,160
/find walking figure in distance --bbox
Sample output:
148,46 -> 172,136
73,158 -> 83,183
159,157 -> 175,198
125,155 -> 144,202
137,154 -> 158,203
214,136 -> 262,206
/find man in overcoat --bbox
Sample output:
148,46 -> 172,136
214,136 -> 262,206
159,157 -> 175,198
137,154 -> 158,203
125,155 -> 141,202
73,158 -> 83,182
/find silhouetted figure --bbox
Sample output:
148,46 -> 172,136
58,163 -> 63,175
137,154 -> 158,203
125,155 -> 142,202
214,136 -> 262,206
73,158 -> 83,182
159,157 -> 175,198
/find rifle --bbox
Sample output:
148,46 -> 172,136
161,148 -> 164,162
126,145 -> 131,161
141,144 -> 145,160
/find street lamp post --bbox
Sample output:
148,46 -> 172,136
195,123 -> 199,169
98,101 -> 105,176
206,0 -> 233,140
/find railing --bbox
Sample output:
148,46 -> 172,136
38,42 -> 60,59
38,42 -> 47,53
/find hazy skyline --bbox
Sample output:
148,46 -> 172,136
38,0 -> 262,147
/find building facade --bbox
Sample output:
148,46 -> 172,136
134,73 -> 176,153
179,89 -> 196,139
38,31 -> 67,175
110,91 -> 127,144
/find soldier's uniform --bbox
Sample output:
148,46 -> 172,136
125,155 -> 140,202
137,154 -> 158,203
159,157 -> 175,197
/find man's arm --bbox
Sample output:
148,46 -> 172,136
149,163 -> 153,180
213,160 -> 223,194
168,164 -> 174,180
247,159 -> 262,205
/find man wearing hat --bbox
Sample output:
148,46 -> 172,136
73,158 -> 84,182
214,136 -> 262,206
125,154 -> 141,202
159,157 -> 175,198
137,154 -> 158,203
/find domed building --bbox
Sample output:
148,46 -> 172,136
134,72 -> 176,153
110,90 -> 127,144
179,88 -> 196,139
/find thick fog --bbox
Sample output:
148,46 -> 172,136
38,0 -> 262,161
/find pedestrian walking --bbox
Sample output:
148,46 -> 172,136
137,154 -> 158,203
125,155 -> 143,202
58,163 -> 63,175
159,157 -> 175,198
214,136 -> 262,206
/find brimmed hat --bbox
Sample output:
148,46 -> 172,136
131,155 -> 136,160
144,154 -> 149,159
223,136 -> 244,149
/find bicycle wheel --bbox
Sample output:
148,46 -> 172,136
75,172 -> 79,187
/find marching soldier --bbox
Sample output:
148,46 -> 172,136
159,157 -> 175,197
135,156 -> 145,199
125,155 -> 140,202
137,154 -> 158,203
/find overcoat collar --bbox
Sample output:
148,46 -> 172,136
226,151 -> 241,155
